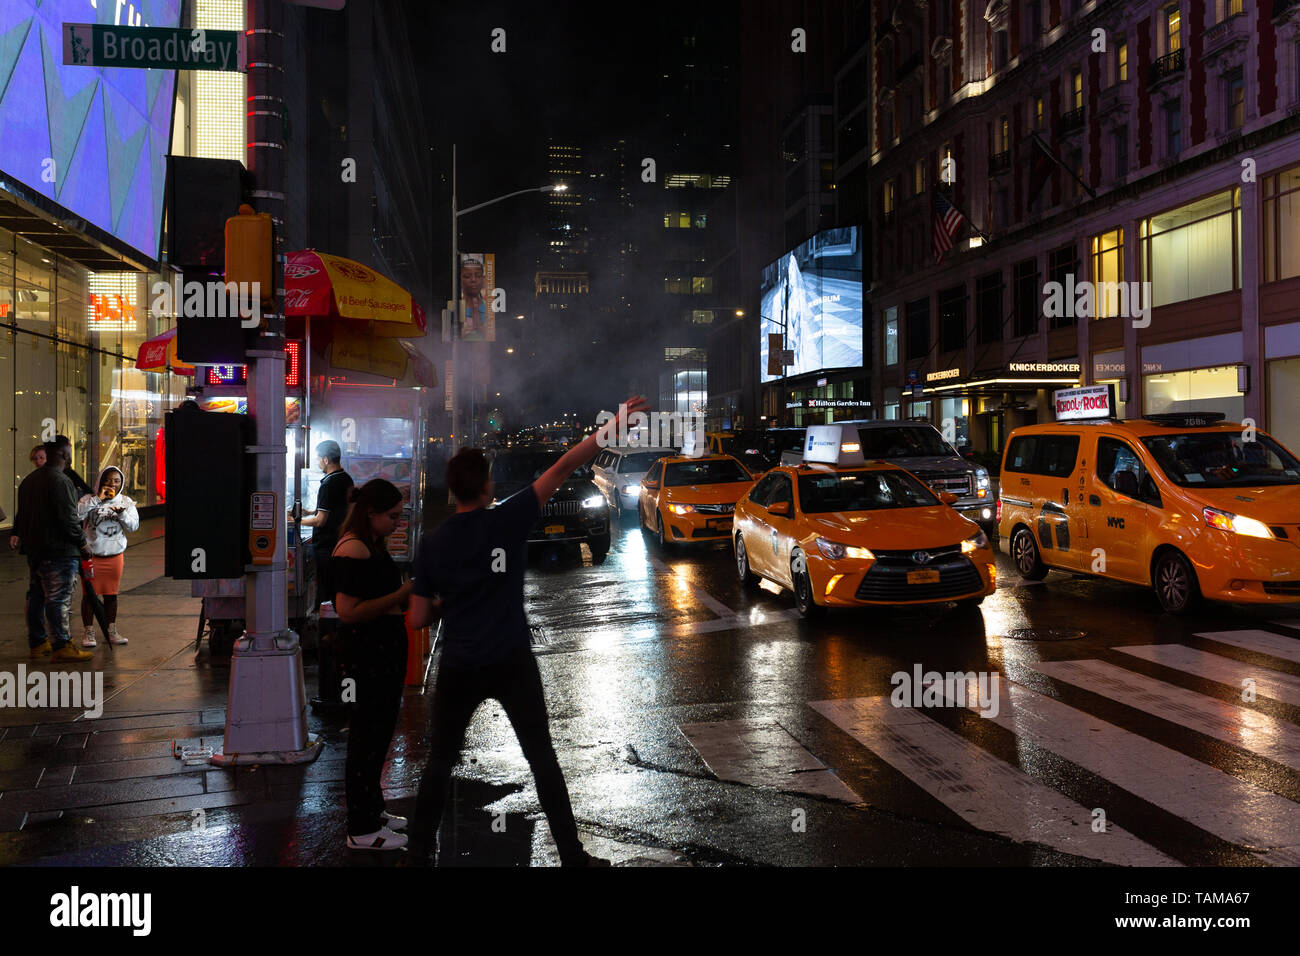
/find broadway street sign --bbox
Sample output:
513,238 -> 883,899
63,23 -> 245,72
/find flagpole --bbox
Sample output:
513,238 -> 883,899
1029,131 -> 1096,201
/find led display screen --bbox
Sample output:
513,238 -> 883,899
0,0 -> 181,261
760,226 -> 863,383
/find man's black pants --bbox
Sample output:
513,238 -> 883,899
340,617 -> 407,836
408,646 -> 584,863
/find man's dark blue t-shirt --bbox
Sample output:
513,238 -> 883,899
412,489 -> 540,667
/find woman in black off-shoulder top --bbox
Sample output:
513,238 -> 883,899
330,479 -> 412,851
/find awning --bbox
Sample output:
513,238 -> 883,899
285,250 -> 426,336
328,328 -> 437,387
135,328 -> 195,375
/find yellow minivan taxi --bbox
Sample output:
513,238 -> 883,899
733,424 -> 996,617
998,397 -> 1300,614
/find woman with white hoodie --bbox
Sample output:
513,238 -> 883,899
76,466 -> 138,647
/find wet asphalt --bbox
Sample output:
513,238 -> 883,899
3,508 -> 1299,867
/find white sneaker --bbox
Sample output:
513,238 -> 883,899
346,826 -> 407,851
81,627 -> 97,648
381,811 -> 407,831
107,624 -> 127,645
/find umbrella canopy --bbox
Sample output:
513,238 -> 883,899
285,250 -> 426,336
135,327 -> 195,375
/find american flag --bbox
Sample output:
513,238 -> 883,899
932,191 -> 965,262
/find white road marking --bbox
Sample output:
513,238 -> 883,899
808,696 -> 1179,866
1030,659 -> 1300,771
649,556 -> 735,618
944,677 -> 1300,865
679,718 -> 861,803
1194,629 -> 1300,664
1115,644 -> 1300,707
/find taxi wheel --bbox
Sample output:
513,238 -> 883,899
792,554 -> 824,619
1152,550 -> 1201,615
1011,527 -> 1049,581
735,534 -> 760,590
655,512 -> 672,551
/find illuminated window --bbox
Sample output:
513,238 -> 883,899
691,276 -> 714,295
1140,188 -> 1241,306
1117,41 -> 1128,82
1165,5 -> 1181,54
1034,95 -> 1044,129
1071,69 -> 1083,110
1089,229 -> 1125,318
883,180 -> 895,216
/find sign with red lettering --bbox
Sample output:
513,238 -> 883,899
1054,384 -> 1115,421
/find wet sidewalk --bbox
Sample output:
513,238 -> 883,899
0,515 -> 683,866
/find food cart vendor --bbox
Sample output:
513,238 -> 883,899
291,440 -> 355,609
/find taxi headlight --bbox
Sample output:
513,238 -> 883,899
975,466 -> 990,489
668,503 -> 696,515
1203,507 -> 1272,539
815,537 -> 873,560
582,495 -> 606,510
961,530 -> 990,554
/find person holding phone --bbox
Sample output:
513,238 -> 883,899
331,479 -> 412,851
75,466 -> 138,646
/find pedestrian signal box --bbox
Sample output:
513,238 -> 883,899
224,204 -> 274,306
164,401 -> 251,579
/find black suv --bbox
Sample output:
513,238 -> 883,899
489,447 -> 611,563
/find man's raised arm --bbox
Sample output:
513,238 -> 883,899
532,396 -> 649,508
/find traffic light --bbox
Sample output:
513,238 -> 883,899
224,203 -> 274,314
164,401 -> 251,579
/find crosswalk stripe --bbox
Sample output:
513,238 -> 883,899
1030,659 -> 1300,771
679,719 -> 861,802
808,696 -> 1179,866
1115,644 -> 1300,707
940,677 -> 1300,863
1194,629 -> 1300,664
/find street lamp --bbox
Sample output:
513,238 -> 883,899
451,142 -> 563,453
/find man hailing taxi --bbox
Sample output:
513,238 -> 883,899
404,396 -> 650,866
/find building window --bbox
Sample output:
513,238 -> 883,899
976,271 -> 1003,344
1263,164 -> 1300,283
1165,100 -> 1182,156
1218,0 -> 1243,21
1013,258 -> 1039,337
940,142 -> 953,183
883,179 -> 896,218
664,277 -> 689,294
995,188 -> 1010,230
1048,243 -> 1078,329
1034,95 -> 1044,129
1027,1 -> 1042,38
883,306 -> 899,365
994,30 -> 1009,71
1117,40 -> 1128,83
914,157 -> 926,195
691,310 -> 715,324
1226,69 -> 1244,131
1139,188 -> 1242,306
691,276 -> 714,295
996,115 -> 1009,153
1071,69 -> 1083,110
1068,150 -> 1084,200
939,285 -> 966,353
1165,5 -> 1181,55
1089,229 -> 1125,319
905,297 -> 930,360
663,212 -> 691,229
1115,126 -> 1129,179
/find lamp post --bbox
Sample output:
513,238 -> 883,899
450,143 -> 564,453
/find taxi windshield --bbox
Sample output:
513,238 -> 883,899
1140,432 -> 1300,488
856,426 -> 954,459
797,470 -> 939,512
621,451 -> 669,472
664,458 -> 750,486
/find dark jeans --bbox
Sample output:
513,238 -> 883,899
408,646 -> 585,864
26,559 -> 46,647
36,557 -> 79,650
340,616 -> 408,836
312,540 -> 335,611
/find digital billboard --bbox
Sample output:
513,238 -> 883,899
760,226 -> 863,383
0,0 -> 182,261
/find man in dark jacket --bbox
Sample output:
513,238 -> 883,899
55,434 -> 94,498
14,442 -> 95,661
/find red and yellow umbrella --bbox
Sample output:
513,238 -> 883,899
285,250 -> 427,336
134,327 -> 195,375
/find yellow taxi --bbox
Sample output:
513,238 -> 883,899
639,452 -> 756,549
999,385 -> 1300,614
733,424 -> 997,617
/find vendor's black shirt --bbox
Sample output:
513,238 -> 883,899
313,468 -> 354,551
412,490 -> 540,667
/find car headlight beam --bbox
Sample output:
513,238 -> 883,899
815,537 -> 873,560
668,503 -> 696,515
582,495 -> 606,510
961,530 -> 990,554
1203,507 -> 1272,539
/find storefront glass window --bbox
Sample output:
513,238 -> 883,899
938,397 -> 970,448
1263,165 -> 1300,283
883,306 -> 898,365
1267,357 -> 1300,455
1143,366 -> 1243,422
1139,189 -> 1240,307
883,386 -> 901,421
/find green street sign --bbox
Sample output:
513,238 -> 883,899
62,23 -> 246,72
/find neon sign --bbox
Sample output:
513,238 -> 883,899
206,340 -> 301,388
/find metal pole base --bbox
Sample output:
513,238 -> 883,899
215,628 -> 321,762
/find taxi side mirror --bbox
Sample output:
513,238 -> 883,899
938,491 -> 959,506
644,479 -> 660,491
767,500 -> 792,516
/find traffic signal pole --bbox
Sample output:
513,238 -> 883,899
212,0 -> 320,766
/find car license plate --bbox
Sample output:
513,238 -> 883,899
707,518 -> 732,531
544,524 -> 565,535
907,569 -> 940,584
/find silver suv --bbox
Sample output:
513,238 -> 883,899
837,421 -> 995,531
